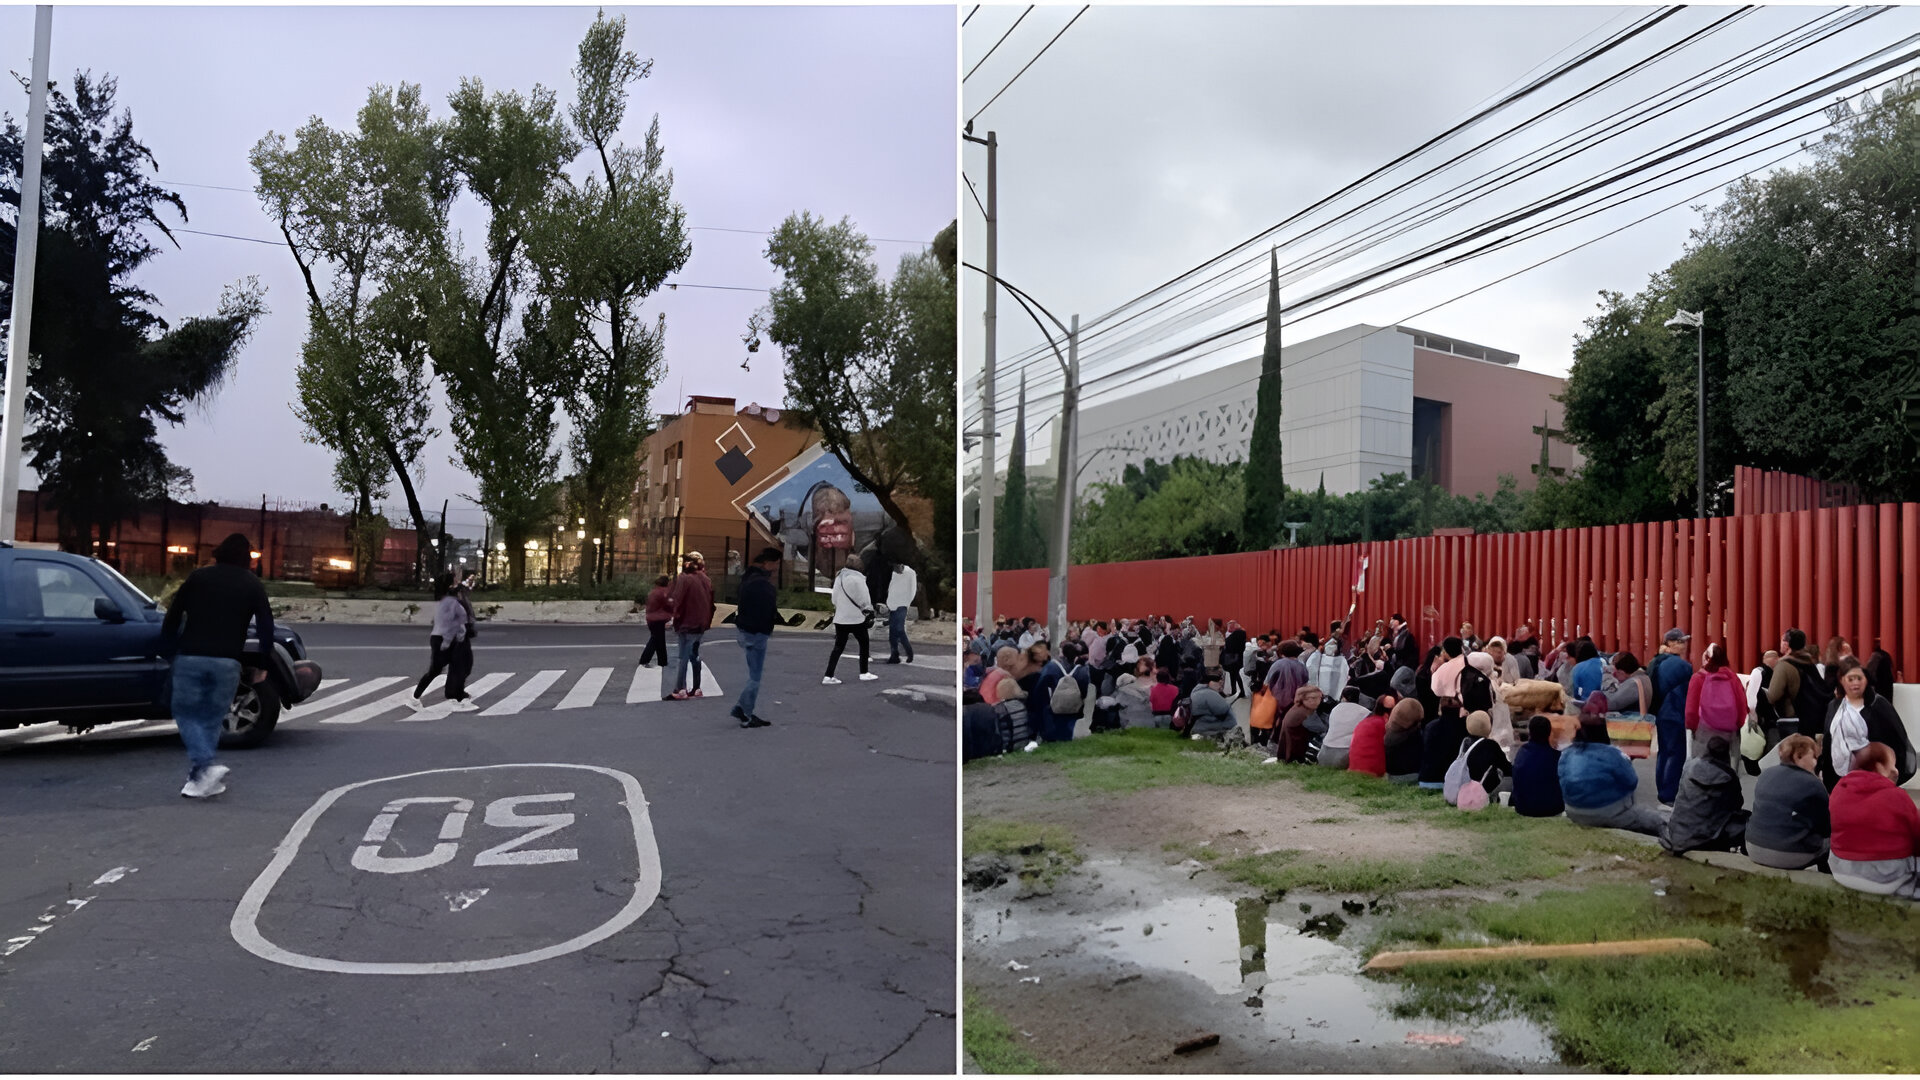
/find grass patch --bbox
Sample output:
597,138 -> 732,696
963,987 -> 1050,1073
1365,870 -> 1920,1073
964,818 -> 1083,892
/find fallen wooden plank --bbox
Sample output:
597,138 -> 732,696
1364,937 -> 1711,972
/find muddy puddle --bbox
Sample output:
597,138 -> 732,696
968,858 -> 1560,1066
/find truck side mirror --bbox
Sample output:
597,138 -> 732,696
94,597 -> 127,623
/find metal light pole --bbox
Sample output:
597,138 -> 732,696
1,7 -> 53,545
962,262 -> 1078,648
1667,309 -> 1706,517
962,128 -> 997,627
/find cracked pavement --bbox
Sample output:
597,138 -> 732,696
0,623 -> 956,1072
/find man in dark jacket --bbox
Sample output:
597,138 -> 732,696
730,548 -> 780,728
1389,614 -> 1420,676
160,533 -> 274,799
1661,735 -> 1748,854
1647,627 -> 1694,805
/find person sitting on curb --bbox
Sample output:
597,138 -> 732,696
1829,741 -> 1920,898
1745,734 -> 1831,872
1187,672 -> 1238,744
1510,715 -> 1565,818
1558,698 -> 1667,836
1383,696 -> 1425,784
1661,734 -> 1749,855
1318,695 -> 1370,771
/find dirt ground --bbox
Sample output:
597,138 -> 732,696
965,762 -> 1471,862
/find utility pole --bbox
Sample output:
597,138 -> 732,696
1046,315 -> 1078,648
963,128 -> 998,627
0,7 -> 53,545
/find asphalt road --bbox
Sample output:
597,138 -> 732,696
0,622 -> 957,1073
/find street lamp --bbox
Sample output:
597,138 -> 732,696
1666,309 -> 1705,517
962,260 -> 1078,647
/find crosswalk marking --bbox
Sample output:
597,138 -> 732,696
481,670 -> 566,716
556,668 -> 614,710
626,664 -> 662,704
24,719 -> 146,744
296,676 -> 410,717
316,678 -> 349,692
397,672 -> 512,722
648,662 -> 726,700
321,676 -> 445,725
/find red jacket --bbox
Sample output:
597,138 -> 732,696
1347,714 -> 1387,777
643,586 -> 672,623
666,571 -> 715,633
1149,682 -> 1179,714
1830,768 -> 1920,862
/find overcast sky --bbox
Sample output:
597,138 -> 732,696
2,4 -> 955,535
960,5 -> 1920,472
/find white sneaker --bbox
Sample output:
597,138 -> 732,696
1023,740 -> 1040,753
858,673 -> 880,682
181,764 -> 230,798
448,700 -> 479,713
405,696 -> 425,713
822,676 -> 842,686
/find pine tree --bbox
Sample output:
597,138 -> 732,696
1242,247 -> 1287,545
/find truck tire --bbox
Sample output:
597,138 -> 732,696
221,677 -> 282,749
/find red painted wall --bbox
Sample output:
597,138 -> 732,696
964,502 -> 1920,680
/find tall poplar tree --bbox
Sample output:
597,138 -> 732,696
995,373 -> 1044,569
1242,247 -> 1286,546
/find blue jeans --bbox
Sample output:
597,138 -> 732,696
676,629 -> 705,692
170,655 -> 240,780
737,632 -> 769,717
1655,715 -> 1686,803
888,607 -> 913,661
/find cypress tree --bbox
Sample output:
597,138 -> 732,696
1243,247 -> 1287,546
996,373 -> 1039,569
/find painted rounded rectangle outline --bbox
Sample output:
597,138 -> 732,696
230,763 -> 660,975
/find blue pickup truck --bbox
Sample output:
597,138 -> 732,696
0,541 -> 322,747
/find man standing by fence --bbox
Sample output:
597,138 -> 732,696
731,548 -> 779,729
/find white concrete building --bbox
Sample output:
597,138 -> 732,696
1069,323 -> 1580,497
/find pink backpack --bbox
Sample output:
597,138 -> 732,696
1696,669 -> 1747,733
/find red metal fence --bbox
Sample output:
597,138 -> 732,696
965,503 -> 1920,681
1732,465 -> 1862,517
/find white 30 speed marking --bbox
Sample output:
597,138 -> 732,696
230,764 -> 659,975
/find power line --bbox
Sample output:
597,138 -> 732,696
963,4 -> 981,26
177,227 -> 278,246
970,8 -> 1897,422
1024,5 -> 1869,391
967,5 -> 1090,125
962,171 -> 989,222
974,7 -> 1687,398
965,5 -> 1034,82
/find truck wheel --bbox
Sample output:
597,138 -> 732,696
221,677 -> 282,749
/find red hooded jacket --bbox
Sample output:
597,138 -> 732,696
1831,768 -> 1920,863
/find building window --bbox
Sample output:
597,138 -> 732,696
1412,398 -> 1448,487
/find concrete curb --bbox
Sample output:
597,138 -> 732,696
267,597 -> 958,643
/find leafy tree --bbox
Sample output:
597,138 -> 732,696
252,83 -> 452,581
887,222 -> 958,603
2,72 -> 264,553
1074,455 -> 1244,563
1242,248 -> 1285,546
754,212 -> 946,555
426,76 -> 580,589
1561,80 -> 1920,508
538,11 -> 689,582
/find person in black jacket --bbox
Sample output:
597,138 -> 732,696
731,548 -> 781,729
1746,734 -> 1831,870
160,533 -> 274,799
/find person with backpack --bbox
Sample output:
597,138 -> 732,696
1771,629 -> 1837,787
1645,628 -> 1695,805
1444,711 -> 1510,809
1684,643 -> 1749,753
1033,642 -> 1087,743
